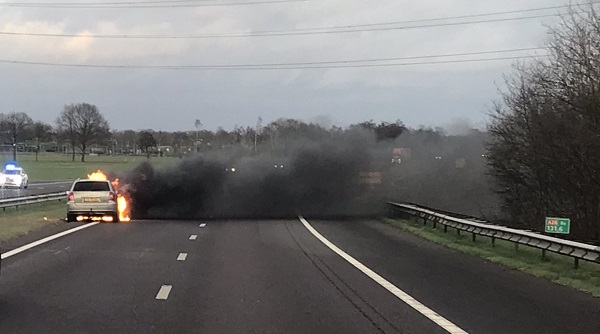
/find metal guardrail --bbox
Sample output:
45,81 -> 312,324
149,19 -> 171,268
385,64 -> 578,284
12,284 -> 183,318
0,192 -> 66,210
388,202 -> 600,269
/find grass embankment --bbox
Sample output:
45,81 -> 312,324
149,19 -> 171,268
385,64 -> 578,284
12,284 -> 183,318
384,217 -> 600,297
0,201 -> 67,241
3,153 -> 180,180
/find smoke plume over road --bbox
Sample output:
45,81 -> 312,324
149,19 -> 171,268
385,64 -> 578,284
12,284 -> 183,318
122,122 -> 499,220
125,134 -> 384,219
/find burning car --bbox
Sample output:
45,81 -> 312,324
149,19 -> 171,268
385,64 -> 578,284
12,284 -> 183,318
66,170 -> 131,223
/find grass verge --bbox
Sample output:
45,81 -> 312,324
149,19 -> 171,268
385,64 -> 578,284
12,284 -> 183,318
383,217 -> 600,297
0,201 -> 66,241
1,153 -> 180,180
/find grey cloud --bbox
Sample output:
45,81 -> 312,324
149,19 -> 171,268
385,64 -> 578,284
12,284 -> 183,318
1,0 -> 568,130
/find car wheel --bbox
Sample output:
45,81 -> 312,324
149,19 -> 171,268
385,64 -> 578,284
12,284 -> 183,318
113,213 -> 120,223
23,182 -> 28,189
67,214 -> 76,223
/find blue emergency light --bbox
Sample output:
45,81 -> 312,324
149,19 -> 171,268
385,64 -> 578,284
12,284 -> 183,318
4,163 -> 17,171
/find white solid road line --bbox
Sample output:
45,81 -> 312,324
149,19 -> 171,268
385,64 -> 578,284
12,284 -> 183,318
1,222 -> 99,260
199,223 -> 206,228
177,253 -> 188,261
155,285 -> 173,300
299,217 -> 468,334
189,234 -> 197,240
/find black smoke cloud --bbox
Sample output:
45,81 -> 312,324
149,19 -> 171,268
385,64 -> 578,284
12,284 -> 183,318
122,125 -> 500,220
124,135 -> 385,219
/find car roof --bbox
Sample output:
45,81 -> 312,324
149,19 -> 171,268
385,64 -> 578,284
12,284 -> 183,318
72,179 -> 112,189
76,179 -> 110,182
3,167 -> 23,171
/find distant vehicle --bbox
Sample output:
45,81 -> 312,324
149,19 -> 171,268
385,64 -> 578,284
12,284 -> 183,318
66,179 -> 118,223
0,164 -> 29,189
391,147 -> 410,164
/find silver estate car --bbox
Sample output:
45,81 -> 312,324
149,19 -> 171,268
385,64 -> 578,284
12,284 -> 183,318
67,179 -> 119,223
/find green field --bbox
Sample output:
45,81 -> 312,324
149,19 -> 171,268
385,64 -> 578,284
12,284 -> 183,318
0,201 -> 67,241
0,153 -> 180,180
384,217 -> 600,297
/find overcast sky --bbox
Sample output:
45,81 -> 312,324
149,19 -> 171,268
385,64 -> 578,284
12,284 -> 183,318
0,0 -> 568,131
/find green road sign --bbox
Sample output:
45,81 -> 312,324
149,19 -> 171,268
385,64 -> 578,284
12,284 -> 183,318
545,217 -> 570,234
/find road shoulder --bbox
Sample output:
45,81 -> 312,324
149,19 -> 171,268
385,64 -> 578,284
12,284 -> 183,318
309,219 -> 600,334
0,219 -> 75,253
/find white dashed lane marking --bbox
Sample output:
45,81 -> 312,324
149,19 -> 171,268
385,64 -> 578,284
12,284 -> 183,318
189,235 -> 197,240
199,223 -> 206,228
155,285 -> 172,300
177,253 -> 188,261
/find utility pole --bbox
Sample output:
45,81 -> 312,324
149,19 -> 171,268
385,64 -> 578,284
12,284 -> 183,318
195,119 -> 202,152
254,116 -> 262,153
11,123 -> 17,162
35,137 -> 39,162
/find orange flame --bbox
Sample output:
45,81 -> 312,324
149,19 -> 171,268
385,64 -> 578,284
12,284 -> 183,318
117,195 -> 131,222
87,170 -> 108,181
86,170 -> 131,222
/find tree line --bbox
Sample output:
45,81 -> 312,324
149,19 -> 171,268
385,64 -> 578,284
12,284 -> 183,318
0,103 -> 408,163
0,103 -> 109,162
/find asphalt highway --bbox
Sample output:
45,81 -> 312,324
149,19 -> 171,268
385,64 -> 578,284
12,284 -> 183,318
0,219 -> 599,333
0,180 -> 73,199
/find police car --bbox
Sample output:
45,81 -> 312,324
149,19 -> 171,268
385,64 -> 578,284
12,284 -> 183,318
0,164 -> 29,189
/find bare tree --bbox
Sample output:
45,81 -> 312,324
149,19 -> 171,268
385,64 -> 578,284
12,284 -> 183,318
0,112 -> 33,161
32,121 -> 54,161
354,119 -> 406,141
56,103 -> 110,162
195,119 -> 202,140
137,131 -> 157,159
255,116 -> 262,153
488,3 -> 600,242
56,107 -> 77,162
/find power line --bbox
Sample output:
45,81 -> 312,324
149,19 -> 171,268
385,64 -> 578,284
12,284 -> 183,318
0,54 -> 546,71
177,47 -> 544,67
0,0 -> 595,11
4,2 -> 599,39
1,3 -> 596,40
6,0 -> 228,4
293,3 -> 600,30
0,13 -> 568,39
235,3 -> 596,39
0,0 -> 308,8
0,1 -> 588,12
